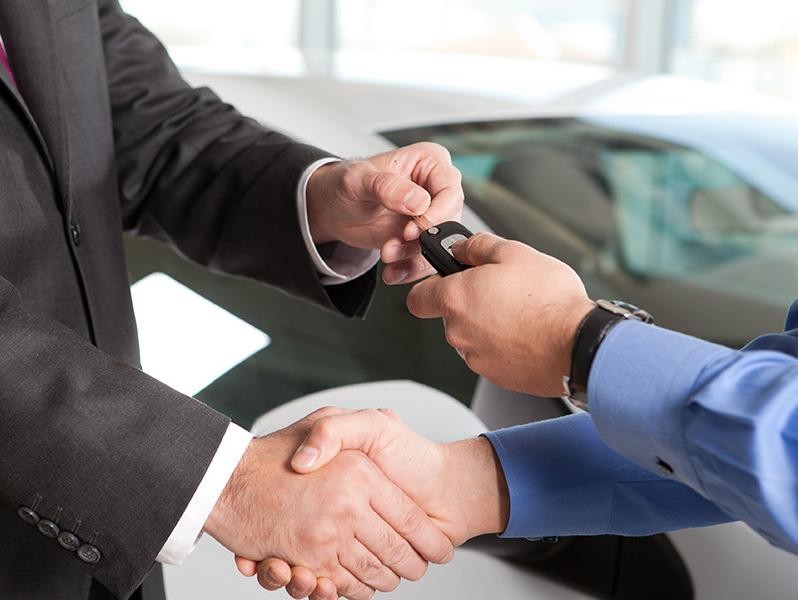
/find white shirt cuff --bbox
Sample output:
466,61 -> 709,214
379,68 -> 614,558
156,422 -> 252,565
297,158 -> 379,286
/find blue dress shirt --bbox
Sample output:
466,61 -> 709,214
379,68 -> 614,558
484,300 -> 798,553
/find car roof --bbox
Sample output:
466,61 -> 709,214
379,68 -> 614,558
188,71 -> 798,157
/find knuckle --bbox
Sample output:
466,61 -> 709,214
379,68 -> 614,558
370,172 -> 395,198
462,351 -> 478,370
359,408 -> 383,421
395,506 -> 425,537
313,417 -> 338,444
307,522 -> 337,546
357,552 -> 384,576
420,141 -> 450,160
314,405 -> 340,419
377,408 -> 401,423
339,450 -> 375,479
379,530 -> 409,567
443,328 -> 460,349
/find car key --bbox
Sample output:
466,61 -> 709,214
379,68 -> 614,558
416,218 -> 474,276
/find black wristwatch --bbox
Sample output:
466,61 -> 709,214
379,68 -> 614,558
562,299 -> 653,411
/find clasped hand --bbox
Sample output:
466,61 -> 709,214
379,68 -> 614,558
226,408 -> 509,600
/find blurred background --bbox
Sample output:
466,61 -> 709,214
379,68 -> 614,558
112,2 -> 798,599
120,0 -> 798,102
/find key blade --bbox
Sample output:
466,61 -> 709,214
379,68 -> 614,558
412,215 -> 434,231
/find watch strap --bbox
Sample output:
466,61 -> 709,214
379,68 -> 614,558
569,305 -> 625,395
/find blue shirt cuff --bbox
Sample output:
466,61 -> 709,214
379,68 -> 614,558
589,320 -> 732,493
483,413 -> 730,539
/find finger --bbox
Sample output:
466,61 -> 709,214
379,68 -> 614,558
255,558 -> 294,591
234,555 -> 258,577
355,517 -> 427,583
362,168 -> 431,216
286,566 -> 320,599
369,479 -> 455,568
339,538 -> 401,592
383,254 -> 435,286
291,410 -> 396,473
310,578 -> 338,600
405,275 -> 445,319
302,406 -> 351,424
380,238 -> 421,264
334,566 -> 375,600
451,232 -> 511,266
402,187 -> 463,241
403,151 -> 463,240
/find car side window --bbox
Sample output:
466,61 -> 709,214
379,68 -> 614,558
606,147 -> 795,283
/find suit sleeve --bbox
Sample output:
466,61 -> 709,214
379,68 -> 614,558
98,0 -> 375,317
0,275 -> 231,598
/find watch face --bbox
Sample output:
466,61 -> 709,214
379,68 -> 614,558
597,299 -> 654,323
597,299 -> 631,316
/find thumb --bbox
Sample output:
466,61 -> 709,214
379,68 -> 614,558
451,232 -> 509,266
290,410 -> 398,474
362,167 -> 431,216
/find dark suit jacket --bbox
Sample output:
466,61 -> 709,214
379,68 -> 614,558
0,1 -> 375,599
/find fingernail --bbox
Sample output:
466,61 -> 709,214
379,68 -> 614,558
292,445 -> 319,469
385,270 -> 410,285
403,191 -> 429,214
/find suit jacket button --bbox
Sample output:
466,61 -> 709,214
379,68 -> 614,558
17,506 -> 40,525
37,519 -> 60,538
77,544 -> 101,564
57,531 -> 81,551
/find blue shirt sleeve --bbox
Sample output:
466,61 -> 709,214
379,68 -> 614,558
590,310 -> 798,553
483,413 -> 731,539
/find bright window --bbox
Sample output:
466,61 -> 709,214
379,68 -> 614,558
670,0 -> 798,100
119,0 -> 303,75
334,0 -> 626,99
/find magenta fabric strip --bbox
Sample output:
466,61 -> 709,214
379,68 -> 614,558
0,41 -> 15,85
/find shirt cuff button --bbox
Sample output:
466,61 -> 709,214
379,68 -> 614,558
656,457 -> 675,475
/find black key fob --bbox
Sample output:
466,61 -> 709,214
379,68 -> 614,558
419,221 -> 474,276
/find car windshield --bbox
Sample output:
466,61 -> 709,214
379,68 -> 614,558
383,116 -> 798,345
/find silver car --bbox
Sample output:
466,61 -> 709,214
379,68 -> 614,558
133,73 -> 798,599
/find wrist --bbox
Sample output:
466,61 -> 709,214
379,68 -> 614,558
203,439 -> 253,541
445,437 -> 509,539
553,297 -> 596,385
306,162 -> 338,245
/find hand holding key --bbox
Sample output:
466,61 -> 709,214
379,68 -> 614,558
305,142 -> 464,286
408,232 -> 594,396
418,220 -> 474,276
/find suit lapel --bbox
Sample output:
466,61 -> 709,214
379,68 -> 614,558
0,53 -> 56,174
0,0 -> 70,205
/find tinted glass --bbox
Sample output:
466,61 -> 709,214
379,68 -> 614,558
383,116 -> 798,346
125,238 -> 477,427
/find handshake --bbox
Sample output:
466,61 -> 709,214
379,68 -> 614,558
203,407 -> 510,600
